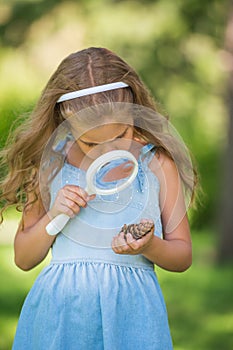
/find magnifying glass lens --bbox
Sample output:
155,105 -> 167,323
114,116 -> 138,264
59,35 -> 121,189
95,159 -> 135,185
86,151 -> 138,195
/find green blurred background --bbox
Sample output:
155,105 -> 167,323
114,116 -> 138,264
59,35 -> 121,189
0,0 -> 233,349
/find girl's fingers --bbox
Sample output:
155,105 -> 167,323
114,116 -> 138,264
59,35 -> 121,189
125,233 -> 138,249
112,232 -> 142,255
64,190 -> 88,208
58,203 -> 79,218
68,186 -> 96,201
52,185 -> 96,218
112,232 -> 129,252
63,185 -> 96,206
112,228 -> 154,255
60,198 -> 81,216
62,185 -> 90,202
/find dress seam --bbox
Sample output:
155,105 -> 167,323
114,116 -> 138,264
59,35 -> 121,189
50,258 -> 154,270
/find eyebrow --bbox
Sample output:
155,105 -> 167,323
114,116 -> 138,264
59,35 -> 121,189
79,126 -> 129,145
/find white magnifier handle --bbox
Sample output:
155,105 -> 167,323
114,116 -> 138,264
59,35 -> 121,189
46,213 -> 70,236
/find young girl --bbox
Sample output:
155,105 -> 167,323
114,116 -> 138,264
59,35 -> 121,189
0,47 -> 197,349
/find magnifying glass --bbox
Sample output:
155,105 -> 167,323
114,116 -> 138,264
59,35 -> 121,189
46,150 -> 138,235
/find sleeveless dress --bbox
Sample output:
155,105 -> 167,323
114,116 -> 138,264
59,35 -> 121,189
12,144 -> 173,350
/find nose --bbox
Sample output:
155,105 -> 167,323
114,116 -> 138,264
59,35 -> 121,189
101,141 -> 117,154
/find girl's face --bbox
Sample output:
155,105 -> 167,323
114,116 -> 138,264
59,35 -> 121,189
76,123 -> 134,159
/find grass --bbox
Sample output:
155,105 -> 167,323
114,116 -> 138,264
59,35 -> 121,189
0,229 -> 233,350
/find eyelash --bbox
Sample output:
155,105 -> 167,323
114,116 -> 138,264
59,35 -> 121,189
86,142 -> 97,148
85,129 -> 128,147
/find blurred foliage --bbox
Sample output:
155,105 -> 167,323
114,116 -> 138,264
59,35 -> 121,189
0,1 -> 232,348
0,0 -> 231,229
0,231 -> 233,350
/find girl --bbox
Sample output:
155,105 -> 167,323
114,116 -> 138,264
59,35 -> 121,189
0,47 -> 197,349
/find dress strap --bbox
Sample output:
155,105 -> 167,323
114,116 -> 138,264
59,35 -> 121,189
137,143 -> 157,192
54,132 -> 74,154
139,143 -> 156,164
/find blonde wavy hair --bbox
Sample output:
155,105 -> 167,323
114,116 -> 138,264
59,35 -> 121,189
0,47 -> 198,222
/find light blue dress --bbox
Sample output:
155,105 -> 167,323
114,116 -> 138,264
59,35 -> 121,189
12,144 -> 173,350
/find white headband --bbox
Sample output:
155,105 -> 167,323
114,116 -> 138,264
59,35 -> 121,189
57,82 -> 129,103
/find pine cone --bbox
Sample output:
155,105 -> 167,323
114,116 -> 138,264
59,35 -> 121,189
121,221 -> 154,240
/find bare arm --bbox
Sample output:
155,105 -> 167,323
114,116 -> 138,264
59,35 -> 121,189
141,219 -> 192,272
142,153 -> 192,271
14,186 -> 95,271
112,153 -> 192,272
14,202 -> 56,271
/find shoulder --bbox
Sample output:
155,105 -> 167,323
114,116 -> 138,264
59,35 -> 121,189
149,150 -> 179,184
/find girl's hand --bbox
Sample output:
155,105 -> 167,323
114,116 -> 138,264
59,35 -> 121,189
111,219 -> 154,255
49,185 -> 95,219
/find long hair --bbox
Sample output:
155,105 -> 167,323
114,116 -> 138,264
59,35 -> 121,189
0,47 -> 198,221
